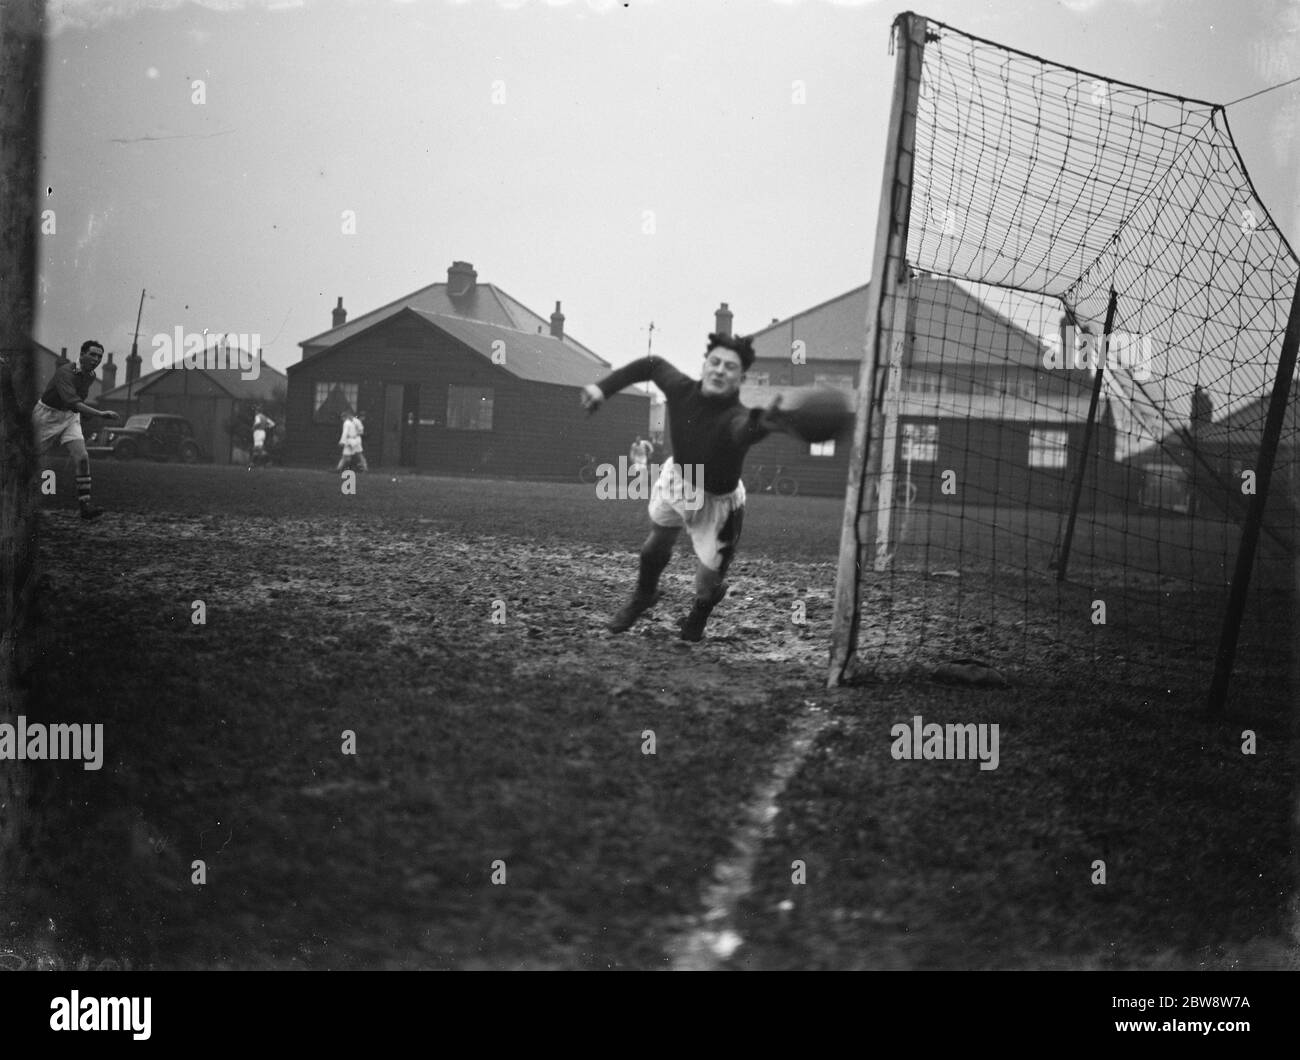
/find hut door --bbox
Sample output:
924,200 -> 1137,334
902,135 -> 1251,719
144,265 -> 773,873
400,385 -> 419,466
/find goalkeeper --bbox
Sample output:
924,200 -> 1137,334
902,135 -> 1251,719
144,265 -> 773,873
580,333 -> 787,642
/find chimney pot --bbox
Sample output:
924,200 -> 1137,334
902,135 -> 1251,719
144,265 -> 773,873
550,300 -> 565,339
714,302 -> 733,337
1190,384 -> 1213,432
333,297 -> 347,328
125,344 -> 142,385
447,260 -> 478,300
101,352 -> 118,392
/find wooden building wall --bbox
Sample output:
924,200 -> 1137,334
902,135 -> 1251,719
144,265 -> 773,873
101,374 -> 237,464
912,416 -> 1122,508
284,316 -> 648,476
741,355 -> 854,496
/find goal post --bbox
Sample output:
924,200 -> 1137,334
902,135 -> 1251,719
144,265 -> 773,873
0,0 -> 46,893
1207,271 -> 1300,714
828,13 -> 1299,709
828,12 -> 927,686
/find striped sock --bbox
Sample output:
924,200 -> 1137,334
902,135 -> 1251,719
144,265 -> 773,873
76,475 -> 92,506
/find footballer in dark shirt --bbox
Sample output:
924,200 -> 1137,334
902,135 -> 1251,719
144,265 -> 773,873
581,332 -> 788,641
34,340 -> 119,520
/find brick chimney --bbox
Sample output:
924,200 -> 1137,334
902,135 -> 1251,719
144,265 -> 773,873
125,345 -> 142,387
714,302 -> 733,337
332,297 -> 347,328
447,260 -> 478,300
101,351 -> 117,392
1189,384 -> 1213,434
550,300 -> 565,339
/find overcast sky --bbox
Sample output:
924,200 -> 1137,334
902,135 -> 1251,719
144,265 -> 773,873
34,0 -> 1300,382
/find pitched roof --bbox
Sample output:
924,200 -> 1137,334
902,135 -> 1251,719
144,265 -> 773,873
908,275 -> 1054,371
1121,374 -> 1300,461
410,310 -> 633,390
1207,389 -> 1300,445
300,278 -> 607,366
749,285 -> 871,364
100,363 -> 288,403
292,305 -> 630,393
747,274 -> 1059,376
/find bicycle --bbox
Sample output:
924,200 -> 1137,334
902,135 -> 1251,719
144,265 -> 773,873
578,453 -> 600,484
745,464 -> 799,496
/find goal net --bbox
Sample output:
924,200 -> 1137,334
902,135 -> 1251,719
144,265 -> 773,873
830,14 -> 1299,709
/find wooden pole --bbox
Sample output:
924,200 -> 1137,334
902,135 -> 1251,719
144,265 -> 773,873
1052,288 -> 1117,580
829,12 -> 927,686
1207,271 -> 1300,715
872,274 -> 917,571
0,0 -> 45,900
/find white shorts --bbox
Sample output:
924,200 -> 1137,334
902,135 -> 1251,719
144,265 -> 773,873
253,429 -> 267,448
34,401 -> 84,453
648,458 -> 746,572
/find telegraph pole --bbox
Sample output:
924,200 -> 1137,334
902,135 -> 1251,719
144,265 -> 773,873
125,287 -> 145,412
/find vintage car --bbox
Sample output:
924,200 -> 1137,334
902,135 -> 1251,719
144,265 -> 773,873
86,413 -> 203,463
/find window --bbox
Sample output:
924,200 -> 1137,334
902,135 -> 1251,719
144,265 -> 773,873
901,422 -> 938,462
904,374 -> 939,396
1029,428 -> 1068,469
749,372 -> 770,387
314,381 -> 358,424
810,440 -> 836,457
1017,377 -> 1038,400
447,385 -> 494,430
814,373 -> 854,391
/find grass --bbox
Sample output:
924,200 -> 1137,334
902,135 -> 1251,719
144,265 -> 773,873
4,461 -> 1294,969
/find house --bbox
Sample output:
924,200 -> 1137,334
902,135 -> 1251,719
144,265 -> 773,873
284,261 -> 647,475
1127,384 -> 1298,537
98,360 -> 288,465
739,274 -> 1119,502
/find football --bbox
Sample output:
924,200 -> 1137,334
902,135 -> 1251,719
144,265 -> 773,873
779,387 -> 854,443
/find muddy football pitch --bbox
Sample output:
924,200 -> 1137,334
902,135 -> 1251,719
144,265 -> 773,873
13,462 -> 1295,970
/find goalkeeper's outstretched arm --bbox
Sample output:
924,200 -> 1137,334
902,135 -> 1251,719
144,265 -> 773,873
578,356 -> 692,415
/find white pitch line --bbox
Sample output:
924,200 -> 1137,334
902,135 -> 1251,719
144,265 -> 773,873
665,700 -> 834,971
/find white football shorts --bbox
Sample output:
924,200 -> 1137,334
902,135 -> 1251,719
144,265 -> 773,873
648,458 -> 746,573
33,401 -> 85,453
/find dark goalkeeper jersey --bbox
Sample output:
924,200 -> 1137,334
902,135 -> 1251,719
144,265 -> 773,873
39,362 -> 95,412
595,357 -> 769,494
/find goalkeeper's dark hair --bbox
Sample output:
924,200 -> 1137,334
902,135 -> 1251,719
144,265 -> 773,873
705,332 -> 756,371
80,340 -> 104,357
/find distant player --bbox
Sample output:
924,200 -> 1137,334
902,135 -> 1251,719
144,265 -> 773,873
337,409 -> 368,473
250,406 -> 276,469
629,434 -> 653,473
34,340 -> 119,520
581,333 -> 788,642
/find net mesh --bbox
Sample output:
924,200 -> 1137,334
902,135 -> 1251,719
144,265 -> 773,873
847,17 -> 1299,701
